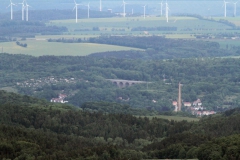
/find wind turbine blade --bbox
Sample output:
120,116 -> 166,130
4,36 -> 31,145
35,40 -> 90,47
73,6 -> 76,11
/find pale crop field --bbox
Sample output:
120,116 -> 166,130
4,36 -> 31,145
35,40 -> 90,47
0,40 -> 143,56
49,16 -> 232,36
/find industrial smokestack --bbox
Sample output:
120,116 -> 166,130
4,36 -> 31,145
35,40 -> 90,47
178,82 -> 182,111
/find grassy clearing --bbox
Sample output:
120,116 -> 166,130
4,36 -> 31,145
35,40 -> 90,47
0,87 -> 18,93
0,40 -> 143,56
145,115 -> 200,122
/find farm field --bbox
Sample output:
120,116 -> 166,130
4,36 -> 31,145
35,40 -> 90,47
213,17 -> 240,26
208,39 -> 240,48
0,40 -> 143,56
49,16 -> 233,35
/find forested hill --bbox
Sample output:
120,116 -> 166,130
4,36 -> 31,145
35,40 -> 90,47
1,53 -> 240,110
1,90 -> 240,159
88,36 -> 240,59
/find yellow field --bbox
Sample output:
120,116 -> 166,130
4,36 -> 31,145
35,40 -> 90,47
0,40 -> 143,56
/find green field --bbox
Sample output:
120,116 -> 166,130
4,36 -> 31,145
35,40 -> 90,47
49,16 -> 233,35
208,39 -> 240,48
0,87 -> 18,93
144,115 -> 200,122
0,40 -> 143,56
213,17 -> 240,26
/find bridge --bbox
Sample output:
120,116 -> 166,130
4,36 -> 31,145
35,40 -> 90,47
106,79 -> 147,88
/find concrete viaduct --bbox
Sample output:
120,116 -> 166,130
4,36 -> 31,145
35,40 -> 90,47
106,79 -> 147,88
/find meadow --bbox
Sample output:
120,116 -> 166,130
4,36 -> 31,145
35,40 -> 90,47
0,40 -> 142,56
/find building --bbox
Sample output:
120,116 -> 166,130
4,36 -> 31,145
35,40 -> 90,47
51,94 -> 68,104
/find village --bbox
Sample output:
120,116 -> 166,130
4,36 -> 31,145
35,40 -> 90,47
16,76 -> 83,90
172,98 -> 216,117
172,83 -> 216,117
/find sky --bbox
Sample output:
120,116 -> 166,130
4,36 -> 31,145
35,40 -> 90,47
0,0 -> 239,16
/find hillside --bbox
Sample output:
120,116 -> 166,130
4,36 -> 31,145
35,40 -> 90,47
0,90 -> 240,159
1,52 -> 240,112
1,34 -> 240,117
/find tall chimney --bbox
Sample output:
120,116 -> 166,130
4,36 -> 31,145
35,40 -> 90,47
178,82 -> 181,111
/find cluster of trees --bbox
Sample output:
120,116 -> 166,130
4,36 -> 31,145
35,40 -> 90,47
0,36 -> 14,42
48,37 -> 82,43
81,101 -> 153,115
16,41 -> 27,47
131,26 -> 177,31
0,90 -> 240,159
0,20 -> 67,36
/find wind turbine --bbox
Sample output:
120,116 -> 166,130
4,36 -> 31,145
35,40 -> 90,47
25,1 -> 31,21
122,0 -> 128,17
73,0 -> 81,23
100,0 -> 102,11
166,1 -> 169,22
7,0 -> 16,20
160,1 -> 163,16
19,0 -> 25,21
223,0 -> 229,17
86,3 -> 90,18
233,1 -> 238,17
143,5 -> 146,19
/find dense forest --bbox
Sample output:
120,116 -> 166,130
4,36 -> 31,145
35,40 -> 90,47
0,90 -> 240,159
88,36 -> 239,59
1,51 -> 240,111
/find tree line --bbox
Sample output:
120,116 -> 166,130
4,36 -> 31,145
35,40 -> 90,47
0,20 -> 67,36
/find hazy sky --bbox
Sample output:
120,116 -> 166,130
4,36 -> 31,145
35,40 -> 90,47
1,0 -> 239,16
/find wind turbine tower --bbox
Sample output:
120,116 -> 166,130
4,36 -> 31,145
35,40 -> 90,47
166,1 -> 169,22
100,0 -> 102,11
86,3 -> 90,18
7,0 -> 16,20
223,0 -> 229,17
160,1 -> 163,16
233,1 -> 238,17
19,0 -> 25,21
73,0 -> 81,23
122,0 -> 127,17
143,5 -> 146,19
25,1 -> 31,21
